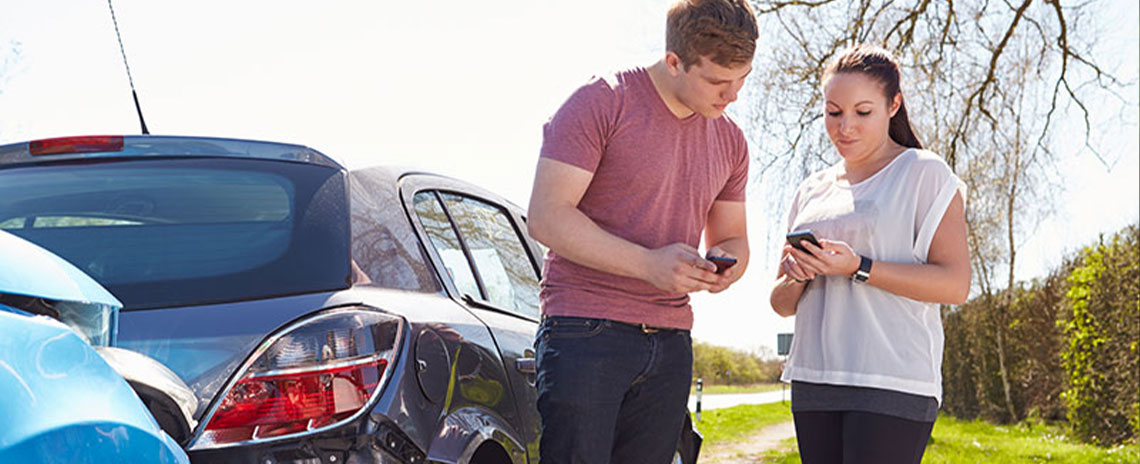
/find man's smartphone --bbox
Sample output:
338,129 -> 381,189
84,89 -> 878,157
787,230 -> 822,252
707,256 -> 738,274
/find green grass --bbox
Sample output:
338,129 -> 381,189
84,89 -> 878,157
753,413 -> 1140,463
755,438 -> 801,464
921,416 -> 1139,463
690,401 -> 793,446
690,382 -> 785,395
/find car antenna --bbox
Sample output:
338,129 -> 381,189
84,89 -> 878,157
106,0 -> 149,135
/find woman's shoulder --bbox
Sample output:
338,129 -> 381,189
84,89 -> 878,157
909,148 -> 950,167
899,148 -> 957,177
799,162 -> 842,188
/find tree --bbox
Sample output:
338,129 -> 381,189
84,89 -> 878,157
743,0 -> 1135,422
692,341 -> 781,385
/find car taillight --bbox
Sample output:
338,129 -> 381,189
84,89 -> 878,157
29,136 -> 124,156
192,308 -> 403,449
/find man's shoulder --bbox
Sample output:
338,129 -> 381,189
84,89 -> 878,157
704,112 -> 748,161
572,67 -> 647,100
713,112 -> 747,138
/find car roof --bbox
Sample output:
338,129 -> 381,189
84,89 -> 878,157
0,135 -> 343,169
357,166 -> 527,214
0,134 -> 525,213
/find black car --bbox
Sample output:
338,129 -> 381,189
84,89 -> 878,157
0,135 -> 700,464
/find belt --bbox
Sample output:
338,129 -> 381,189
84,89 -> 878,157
608,319 -> 682,334
541,315 -> 683,334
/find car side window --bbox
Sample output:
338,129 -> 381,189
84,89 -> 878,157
440,193 -> 541,319
412,192 -> 483,301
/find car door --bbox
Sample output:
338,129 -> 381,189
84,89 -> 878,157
400,175 -> 543,463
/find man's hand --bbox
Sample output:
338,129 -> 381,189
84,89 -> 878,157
703,200 -> 748,294
705,246 -> 740,293
641,243 -> 719,294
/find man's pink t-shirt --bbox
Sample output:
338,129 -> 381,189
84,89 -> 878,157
538,67 -> 749,330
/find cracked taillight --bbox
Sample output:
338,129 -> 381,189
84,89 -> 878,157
192,308 -> 402,448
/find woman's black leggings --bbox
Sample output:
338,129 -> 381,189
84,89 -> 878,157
793,410 -> 935,464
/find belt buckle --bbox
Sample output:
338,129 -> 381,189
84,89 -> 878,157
639,323 -> 659,334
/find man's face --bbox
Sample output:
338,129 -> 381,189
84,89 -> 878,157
674,56 -> 752,119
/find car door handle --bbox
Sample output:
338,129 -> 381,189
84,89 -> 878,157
516,357 -> 536,375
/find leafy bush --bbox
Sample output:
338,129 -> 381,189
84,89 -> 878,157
943,223 -> 1138,446
941,267 -> 1071,423
1061,224 -> 1139,446
692,341 -> 781,385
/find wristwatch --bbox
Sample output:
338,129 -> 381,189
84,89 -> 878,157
852,255 -> 872,283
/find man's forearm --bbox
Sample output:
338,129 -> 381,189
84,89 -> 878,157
529,203 -> 649,280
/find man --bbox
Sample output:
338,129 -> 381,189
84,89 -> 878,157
526,1 -> 758,462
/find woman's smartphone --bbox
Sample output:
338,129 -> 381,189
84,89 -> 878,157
786,230 -> 822,252
707,256 -> 738,274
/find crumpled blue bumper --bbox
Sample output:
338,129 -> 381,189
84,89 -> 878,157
0,311 -> 189,464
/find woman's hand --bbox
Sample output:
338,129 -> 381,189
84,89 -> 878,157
780,245 -> 817,282
772,246 -> 812,317
788,238 -> 861,278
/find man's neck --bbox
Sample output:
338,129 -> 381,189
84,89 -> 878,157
646,61 -> 695,119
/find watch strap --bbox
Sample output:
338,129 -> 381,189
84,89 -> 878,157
853,255 -> 872,283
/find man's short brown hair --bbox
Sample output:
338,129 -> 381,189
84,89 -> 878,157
666,0 -> 758,69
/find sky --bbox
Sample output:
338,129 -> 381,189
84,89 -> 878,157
1,0 -> 1136,355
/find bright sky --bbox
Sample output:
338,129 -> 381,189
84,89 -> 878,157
1,0 -> 1136,355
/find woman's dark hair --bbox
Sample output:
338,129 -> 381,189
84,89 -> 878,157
823,44 -> 923,149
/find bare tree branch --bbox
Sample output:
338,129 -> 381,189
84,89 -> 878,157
947,0 -> 1034,167
754,0 -> 840,14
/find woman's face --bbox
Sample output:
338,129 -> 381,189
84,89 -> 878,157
822,72 -> 900,162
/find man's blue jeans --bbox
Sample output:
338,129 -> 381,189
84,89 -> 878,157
535,316 -> 693,464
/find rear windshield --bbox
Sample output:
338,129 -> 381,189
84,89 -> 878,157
0,158 -> 350,310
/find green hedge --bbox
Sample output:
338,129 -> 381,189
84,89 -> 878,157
942,223 -> 1138,446
1061,224 -> 1139,445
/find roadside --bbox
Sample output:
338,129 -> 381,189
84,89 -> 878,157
688,389 -> 788,412
688,402 -> 794,464
690,382 -> 784,396
698,421 -> 796,464
686,385 -> 796,462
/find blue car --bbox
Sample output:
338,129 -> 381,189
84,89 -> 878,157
0,230 -> 190,463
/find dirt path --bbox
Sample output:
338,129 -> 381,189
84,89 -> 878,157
698,421 -> 797,463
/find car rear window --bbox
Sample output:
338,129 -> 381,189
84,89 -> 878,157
0,158 -> 351,310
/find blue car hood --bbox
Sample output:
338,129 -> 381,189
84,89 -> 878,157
0,230 -> 121,345
0,230 -> 121,308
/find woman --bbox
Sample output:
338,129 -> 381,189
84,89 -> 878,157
770,44 -> 970,464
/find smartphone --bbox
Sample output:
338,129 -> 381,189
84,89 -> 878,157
786,230 -> 822,252
707,256 -> 738,274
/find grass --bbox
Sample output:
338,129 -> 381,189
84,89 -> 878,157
690,382 -> 786,395
690,401 -> 793,446
704,410 -> 1140,463
755,438 -> 801,464
920,416 -> 1140,463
